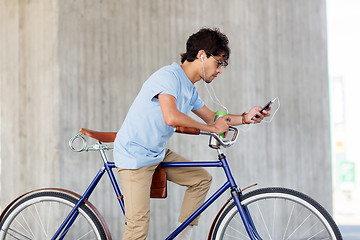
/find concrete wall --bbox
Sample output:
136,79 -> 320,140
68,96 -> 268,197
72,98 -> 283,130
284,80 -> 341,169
1,0 -> 330,239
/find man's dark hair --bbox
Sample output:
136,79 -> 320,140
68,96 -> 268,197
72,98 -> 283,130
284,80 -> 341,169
180,28 -> 230,64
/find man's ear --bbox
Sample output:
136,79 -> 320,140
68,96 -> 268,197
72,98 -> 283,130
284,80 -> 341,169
196,50 -> 206,61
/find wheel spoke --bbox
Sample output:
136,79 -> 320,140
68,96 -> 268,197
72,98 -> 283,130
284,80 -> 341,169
19,213 -> 36,240
77,229 -> 96,240
46,201 -> 52,236
34,204 -> 47,237
255,201 -> 272,240
282,203 -> 295,240
307,228 -> 326,240
285,212 -> 311,240
272,198 -> 276,238
1,227 -> 33,240
225,224 -> 250,239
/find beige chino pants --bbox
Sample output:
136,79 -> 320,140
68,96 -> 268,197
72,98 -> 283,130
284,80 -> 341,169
118,149 -> 212,240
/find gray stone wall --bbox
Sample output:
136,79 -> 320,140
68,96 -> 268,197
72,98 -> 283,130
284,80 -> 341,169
1,0 -> 330,239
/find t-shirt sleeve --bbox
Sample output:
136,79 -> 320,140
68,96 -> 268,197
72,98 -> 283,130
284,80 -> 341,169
147,71 -> 179,101
192,91 -> 204,111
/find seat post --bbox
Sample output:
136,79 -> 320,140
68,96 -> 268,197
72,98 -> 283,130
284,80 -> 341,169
97,142 -> 110,164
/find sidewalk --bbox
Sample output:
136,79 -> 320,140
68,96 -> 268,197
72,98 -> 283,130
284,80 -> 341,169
334,190 -> 360,240
339,225 -> 360,240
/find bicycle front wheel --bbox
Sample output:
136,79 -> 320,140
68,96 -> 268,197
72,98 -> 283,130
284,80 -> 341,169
0,189 -> 109,240
211,187 -> 342,240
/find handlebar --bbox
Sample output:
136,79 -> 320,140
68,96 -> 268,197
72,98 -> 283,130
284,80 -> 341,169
69,133 -> 113,152
175,126 -> 239,148
69,126 -> 238,153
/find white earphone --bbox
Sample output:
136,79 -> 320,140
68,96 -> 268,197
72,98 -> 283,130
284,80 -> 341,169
201,55 -> 204,62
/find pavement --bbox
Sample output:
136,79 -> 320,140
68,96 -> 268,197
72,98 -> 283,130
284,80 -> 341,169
334,190 -> 360,240
339,225 -> 360,240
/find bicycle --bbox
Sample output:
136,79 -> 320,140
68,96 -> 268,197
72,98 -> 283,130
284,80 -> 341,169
0,126 -> 342,240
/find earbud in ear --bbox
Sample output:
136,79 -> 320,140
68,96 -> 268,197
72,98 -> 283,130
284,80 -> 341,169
201,55 -> 204,62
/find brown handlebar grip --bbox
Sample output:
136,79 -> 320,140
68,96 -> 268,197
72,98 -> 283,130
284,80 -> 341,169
175,126 -> 200,135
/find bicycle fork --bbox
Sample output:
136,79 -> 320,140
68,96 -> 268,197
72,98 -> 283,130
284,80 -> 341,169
219,152 -> 262,240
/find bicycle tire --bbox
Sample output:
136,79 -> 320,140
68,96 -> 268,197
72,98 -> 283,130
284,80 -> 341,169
0,189 -> 110,240
210,187 -> 342,240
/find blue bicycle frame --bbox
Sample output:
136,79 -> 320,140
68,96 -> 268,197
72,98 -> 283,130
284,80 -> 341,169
160,149 -> 262,240
52,143 -> 262,240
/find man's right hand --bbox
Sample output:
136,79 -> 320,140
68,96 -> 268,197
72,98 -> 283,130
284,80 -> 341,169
212,116 -> 231,136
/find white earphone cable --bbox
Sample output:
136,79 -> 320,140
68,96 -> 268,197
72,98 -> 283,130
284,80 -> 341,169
201,58 -> 229,113
239,97 -> 280,132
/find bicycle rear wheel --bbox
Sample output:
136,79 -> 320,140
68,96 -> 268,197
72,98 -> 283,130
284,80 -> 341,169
0,189 -> 109,240
211,187 -> 342,240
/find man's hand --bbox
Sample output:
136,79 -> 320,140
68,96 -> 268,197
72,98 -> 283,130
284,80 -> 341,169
211,115 -> 231,136
244,106 -> 271,124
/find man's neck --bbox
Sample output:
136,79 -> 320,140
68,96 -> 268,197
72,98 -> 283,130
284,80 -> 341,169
181,61 -> 202,84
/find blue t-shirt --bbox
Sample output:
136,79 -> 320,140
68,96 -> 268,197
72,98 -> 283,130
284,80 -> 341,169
114,62 -> 204,169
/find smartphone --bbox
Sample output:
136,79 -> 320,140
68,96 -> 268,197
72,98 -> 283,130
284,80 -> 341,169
253,100 -> 272,119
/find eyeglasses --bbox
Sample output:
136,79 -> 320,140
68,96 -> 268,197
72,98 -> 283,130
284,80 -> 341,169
206,52 -> 228,69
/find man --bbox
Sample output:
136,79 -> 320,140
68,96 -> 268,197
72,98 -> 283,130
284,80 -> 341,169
114,28 -> 269,240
